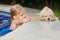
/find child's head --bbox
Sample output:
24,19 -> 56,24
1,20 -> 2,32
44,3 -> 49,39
10,4 -> 33,23
10,4 -> 25,20
10,4 -> 33,30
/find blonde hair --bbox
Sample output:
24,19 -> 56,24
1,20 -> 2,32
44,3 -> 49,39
10,4 -> 25,19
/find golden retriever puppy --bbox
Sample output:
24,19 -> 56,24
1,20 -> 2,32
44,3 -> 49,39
10,4 -> 33,30
39,7 -> 58,21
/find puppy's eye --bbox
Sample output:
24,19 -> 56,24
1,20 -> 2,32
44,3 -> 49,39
42,16 -> 44,18
45,16 -> 47,17
52,17 -> 53,18
52,16 -> 54,18
49,15 -> 51,16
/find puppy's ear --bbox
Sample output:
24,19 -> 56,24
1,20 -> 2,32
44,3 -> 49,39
39,15 -> 45,21
51,15 -> 56,21
53,15 -> 56,19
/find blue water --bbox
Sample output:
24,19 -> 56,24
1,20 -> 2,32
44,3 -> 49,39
0,12 -> 12,35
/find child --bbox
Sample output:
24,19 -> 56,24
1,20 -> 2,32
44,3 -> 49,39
10,4 -> 33,30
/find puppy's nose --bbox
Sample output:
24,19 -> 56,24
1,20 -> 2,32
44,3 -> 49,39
48,18 -> 50,20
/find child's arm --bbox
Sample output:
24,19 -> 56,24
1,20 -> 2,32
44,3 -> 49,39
10,20 -> 17,30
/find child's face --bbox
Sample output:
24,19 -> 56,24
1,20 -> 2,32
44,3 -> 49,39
13,11 -> 31,23
12,5 -> 32,23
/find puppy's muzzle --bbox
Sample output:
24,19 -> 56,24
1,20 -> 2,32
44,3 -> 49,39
48,18 -> 50,21
48,18 -> 50,20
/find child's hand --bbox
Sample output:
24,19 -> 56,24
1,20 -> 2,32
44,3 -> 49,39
10,20 -> 19,30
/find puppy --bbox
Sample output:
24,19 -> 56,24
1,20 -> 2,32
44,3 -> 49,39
39,7 -> 58,21
10,4 -> 33,30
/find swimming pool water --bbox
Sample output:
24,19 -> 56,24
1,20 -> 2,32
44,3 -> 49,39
0,11 -> 12,35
